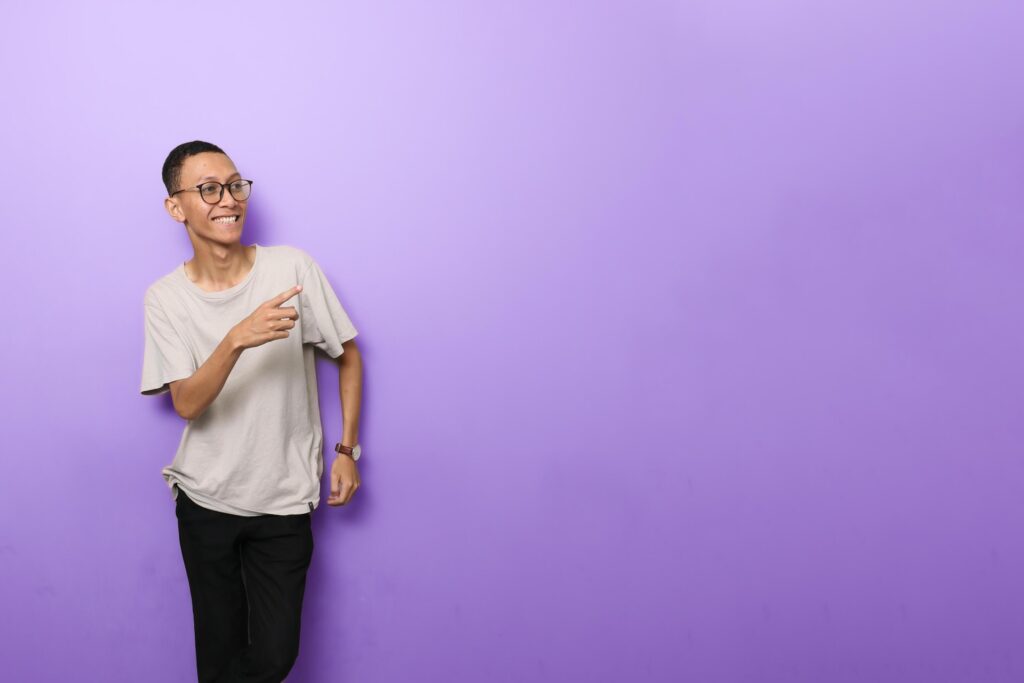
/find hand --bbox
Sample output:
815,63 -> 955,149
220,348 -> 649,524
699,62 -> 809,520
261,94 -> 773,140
230,285 -> 302,350
327,453 -> 361,506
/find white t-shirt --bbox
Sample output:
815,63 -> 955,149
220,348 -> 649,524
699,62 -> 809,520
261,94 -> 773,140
139,243 -> 358,516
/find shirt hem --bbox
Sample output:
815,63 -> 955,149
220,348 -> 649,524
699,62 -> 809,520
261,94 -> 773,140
168,479 -> 318,517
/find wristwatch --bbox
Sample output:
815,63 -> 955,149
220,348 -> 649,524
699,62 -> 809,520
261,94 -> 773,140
335,442 -> 362,461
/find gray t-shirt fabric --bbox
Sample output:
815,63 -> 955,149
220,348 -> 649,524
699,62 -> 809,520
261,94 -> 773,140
140,243 -> 358,516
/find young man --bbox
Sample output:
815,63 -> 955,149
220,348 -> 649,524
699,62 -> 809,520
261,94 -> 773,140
140,140 -> 364,682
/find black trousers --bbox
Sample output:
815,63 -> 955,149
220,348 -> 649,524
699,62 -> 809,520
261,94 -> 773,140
176,490 -> 314,683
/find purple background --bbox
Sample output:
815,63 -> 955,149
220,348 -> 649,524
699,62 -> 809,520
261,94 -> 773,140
1,1 -> 1021,681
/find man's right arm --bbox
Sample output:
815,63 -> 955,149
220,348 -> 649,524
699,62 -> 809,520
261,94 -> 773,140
168,332 -> 244,421
168,284 -> 303,421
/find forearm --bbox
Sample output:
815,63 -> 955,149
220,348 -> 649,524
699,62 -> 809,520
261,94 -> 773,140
172,330 -> 245,421
339,345 -> 363,446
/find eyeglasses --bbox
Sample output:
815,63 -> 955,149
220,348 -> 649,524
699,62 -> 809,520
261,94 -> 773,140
170,179 -> 254,204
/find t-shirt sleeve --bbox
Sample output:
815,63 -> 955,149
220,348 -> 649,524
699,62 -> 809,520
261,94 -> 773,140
299,259 -> 359,358
140,301 -> 197,396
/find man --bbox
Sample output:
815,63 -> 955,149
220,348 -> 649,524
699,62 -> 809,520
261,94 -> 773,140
140,140 -> 364,682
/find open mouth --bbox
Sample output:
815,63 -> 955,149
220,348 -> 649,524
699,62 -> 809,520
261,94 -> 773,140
212,215 -> 239,224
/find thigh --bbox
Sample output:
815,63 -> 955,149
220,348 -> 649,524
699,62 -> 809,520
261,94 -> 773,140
176,491 -> 250,682
238,512 -> 314,670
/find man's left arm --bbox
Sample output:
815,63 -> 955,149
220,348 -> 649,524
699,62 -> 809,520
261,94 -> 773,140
327,338 -> 364,506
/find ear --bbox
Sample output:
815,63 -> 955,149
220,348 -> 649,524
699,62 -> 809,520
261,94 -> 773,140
164,196 -> 185,223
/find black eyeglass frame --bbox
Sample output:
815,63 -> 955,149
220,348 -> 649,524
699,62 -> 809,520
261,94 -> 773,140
169,179 -> 254,204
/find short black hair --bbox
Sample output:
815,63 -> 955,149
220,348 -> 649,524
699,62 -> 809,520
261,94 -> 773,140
162,140 -> 227,196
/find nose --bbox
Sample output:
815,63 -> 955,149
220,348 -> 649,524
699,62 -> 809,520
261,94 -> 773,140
218,185 -> 239,208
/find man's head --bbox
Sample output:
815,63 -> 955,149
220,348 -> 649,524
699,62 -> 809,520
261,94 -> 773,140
162,140 -> 250,244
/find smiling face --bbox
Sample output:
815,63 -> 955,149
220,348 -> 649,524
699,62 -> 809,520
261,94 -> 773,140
164,151 -> 247,244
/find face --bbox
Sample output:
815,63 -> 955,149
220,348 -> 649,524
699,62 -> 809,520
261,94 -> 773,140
164,152 -> 247,244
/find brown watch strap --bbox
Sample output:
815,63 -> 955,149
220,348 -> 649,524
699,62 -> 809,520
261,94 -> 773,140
335,442 -> 354,455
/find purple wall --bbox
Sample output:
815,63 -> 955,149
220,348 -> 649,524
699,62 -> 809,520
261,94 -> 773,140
1,1 -> 1021,681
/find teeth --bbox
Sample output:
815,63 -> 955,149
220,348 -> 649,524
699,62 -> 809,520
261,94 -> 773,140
214,216 -> 238,223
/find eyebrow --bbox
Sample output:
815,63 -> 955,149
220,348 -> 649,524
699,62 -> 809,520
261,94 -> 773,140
197,172 -> 242,182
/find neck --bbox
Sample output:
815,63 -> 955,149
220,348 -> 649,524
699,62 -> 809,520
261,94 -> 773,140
184,241 -> 255,289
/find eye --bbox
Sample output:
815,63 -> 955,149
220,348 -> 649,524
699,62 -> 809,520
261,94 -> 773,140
200,183 -> 220,194
230,181 -> 245,191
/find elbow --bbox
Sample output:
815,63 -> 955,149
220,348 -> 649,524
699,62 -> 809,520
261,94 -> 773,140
175,396 -> 205,421
173,397 -> 195,421
176,404 -> 207,422
168,380 -> 196,420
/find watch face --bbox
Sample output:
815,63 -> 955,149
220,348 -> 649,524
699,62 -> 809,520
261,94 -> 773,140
353,444 -> 361,460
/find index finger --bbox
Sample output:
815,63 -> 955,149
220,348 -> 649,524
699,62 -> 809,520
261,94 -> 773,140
264,285 -> 302,308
